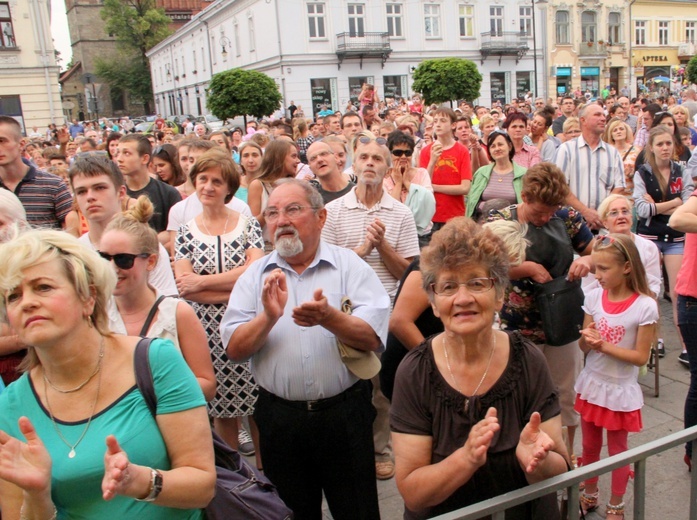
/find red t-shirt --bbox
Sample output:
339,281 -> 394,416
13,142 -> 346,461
676,193 -> 697,299
420,141 -> 471,223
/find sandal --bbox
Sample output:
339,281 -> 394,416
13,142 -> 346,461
579,490 -> 599,517
606,501 -> 625,519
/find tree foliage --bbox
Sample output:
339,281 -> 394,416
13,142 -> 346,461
687,56 -> 697,87
411,58 -> 482,106
97,0 -> 172,113
207,69 -> 282,126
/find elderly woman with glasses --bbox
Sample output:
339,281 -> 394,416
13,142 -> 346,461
174,148 -> 264,456
384,130 -> 435,246
466,131 -> 526,220
390,217 -> 569,520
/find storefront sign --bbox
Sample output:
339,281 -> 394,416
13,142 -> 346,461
581,67 -> 600,76
556,67 -> 572,77
642,55 -> 668,62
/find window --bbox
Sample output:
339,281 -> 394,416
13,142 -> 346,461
386,3 -> 403,38
307,2 -> 326,39
248,14 -> 255,51
608,12 -> 621,44
659,21 -> 669,46
556,10 -> 569,44
233,19 -> 241,57
348,4 -> 365,38
490,7 -> 503,37
0,3 -> 15,48
687,22 -> 696,44
459,5 -> 474,38
581,11 -> 596,42
424,4 -> 441,38
635,20 -> 645,45
519,6 -> 532,37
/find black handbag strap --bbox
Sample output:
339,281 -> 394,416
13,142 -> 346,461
139,295 -> 168,337
134,337 -> 157,417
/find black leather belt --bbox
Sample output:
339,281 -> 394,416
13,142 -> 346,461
258,381 -> 364,412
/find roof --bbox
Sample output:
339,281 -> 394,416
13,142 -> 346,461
59,61 -> 83,84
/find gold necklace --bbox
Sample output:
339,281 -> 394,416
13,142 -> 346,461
442,333 -> 496,413
43,342 -> 104,459
43,336 -> 105,394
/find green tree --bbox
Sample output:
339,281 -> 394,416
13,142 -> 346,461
96,0 -> 172,114
687,56 -> 697,87
206,69 -> 282,127
411,58 -> 482,106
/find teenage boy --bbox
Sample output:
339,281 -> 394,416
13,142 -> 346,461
68,154 -> 178,295
117,134 -> 181,241
419,108 -> 471,230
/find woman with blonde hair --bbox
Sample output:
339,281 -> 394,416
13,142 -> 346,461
0,229 -> 216,518
670,105 -> 697,147
604,120 -> 641,196
101,196 -> 216,400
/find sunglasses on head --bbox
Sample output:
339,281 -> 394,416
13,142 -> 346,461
596,235 -> 630,259
391,149 -> 413,157
98,251 -> 150,270
152,146 -> 170,157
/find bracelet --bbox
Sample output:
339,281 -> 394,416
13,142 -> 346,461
135,467 -> 163,502
19,503 -> 57,520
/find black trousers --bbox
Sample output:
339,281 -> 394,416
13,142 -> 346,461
254,381 -> 380,520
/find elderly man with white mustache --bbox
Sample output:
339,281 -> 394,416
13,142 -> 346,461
220,178 -> 390,520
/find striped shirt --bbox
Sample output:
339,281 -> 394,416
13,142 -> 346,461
322,187 -> 420,300
0,164 -> 72,228
554,135 -> 625,211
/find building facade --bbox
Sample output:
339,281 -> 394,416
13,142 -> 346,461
0,0 -> 63,132
541,0 -> 632,100
148,0 -> 548,118
61,0 -> 212,120
631,0 -> 697,96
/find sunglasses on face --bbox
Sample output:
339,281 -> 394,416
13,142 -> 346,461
390,149 -> 413,157
98,251 -> 150,270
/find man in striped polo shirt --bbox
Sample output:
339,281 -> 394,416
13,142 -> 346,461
554,103 -> 625,230
0,116 -> 72,229
322,136 -> 419,482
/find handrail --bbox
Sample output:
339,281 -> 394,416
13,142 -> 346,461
429,425 -> 697,520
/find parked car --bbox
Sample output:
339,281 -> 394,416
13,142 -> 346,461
199,114 -> 226,132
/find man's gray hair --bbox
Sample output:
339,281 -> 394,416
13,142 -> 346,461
272,178 -> 325,211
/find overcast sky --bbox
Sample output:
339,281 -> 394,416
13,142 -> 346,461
51,0 -> 73,71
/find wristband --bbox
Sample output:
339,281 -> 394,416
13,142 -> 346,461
136,467 -> 163,502
20,503 -> 57,520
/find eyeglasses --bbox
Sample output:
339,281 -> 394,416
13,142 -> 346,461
606,208 -> 632,218
308,150 -> 333,163
430,278 -> 496,296
596,235 -> 630,259
357,136 -> 387,146
390,149 -> 413,157
264,203 -> 313,222
98,251 -> 150,270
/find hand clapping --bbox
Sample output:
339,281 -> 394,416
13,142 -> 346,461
516,412 -> 555,474
462,407 -> 499,469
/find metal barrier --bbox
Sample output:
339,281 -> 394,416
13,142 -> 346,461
430,425 -> 697,520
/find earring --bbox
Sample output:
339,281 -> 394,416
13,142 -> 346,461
86,315 -> 94,328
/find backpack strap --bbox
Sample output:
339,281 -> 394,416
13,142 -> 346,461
134,337 -> 157,417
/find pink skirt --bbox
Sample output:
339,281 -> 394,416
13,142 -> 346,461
574,395 -> 642,432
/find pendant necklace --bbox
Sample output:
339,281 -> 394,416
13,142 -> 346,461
43,336 -> 105,394
43,338 -> 105,458
202,212 -> 230,237
443,333 -> 496,413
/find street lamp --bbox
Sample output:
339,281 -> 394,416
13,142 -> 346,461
220,36 -> 231,59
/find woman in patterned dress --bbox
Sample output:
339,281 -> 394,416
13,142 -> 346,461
174,148 -> 264,460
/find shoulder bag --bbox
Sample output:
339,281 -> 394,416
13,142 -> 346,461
134,338 -> 294,520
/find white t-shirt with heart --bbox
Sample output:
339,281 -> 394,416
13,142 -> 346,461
574,287 -> 658,413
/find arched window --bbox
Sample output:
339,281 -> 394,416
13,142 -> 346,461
555,11 -> 569,44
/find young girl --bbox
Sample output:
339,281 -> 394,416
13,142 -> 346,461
576,233 -> 659,519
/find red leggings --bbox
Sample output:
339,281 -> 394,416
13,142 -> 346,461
581,418 -> 631,496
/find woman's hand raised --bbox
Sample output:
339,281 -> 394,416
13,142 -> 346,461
462,407 -> 499,469
516,412 -> 555,474
0,417 -> 52,494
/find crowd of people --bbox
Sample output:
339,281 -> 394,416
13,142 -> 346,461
0,81 -> 696,520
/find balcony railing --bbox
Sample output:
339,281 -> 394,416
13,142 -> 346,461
336,32 -> 392,69
479,31 -> 529,64
580,40 -> 609,57
678,41 -> 696,58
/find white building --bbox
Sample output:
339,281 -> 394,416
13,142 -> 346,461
0,0 -> 63,132
147,0 -> 548,119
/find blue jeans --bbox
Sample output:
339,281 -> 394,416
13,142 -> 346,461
680,295 -> 697,456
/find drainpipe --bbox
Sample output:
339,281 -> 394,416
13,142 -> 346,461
629,0 -> 637,98
30,0 -> 57,123
273,0 -> 287,113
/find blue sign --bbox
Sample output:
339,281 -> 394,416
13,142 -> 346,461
557,67 -> 572,77
581,67 -> 600,76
